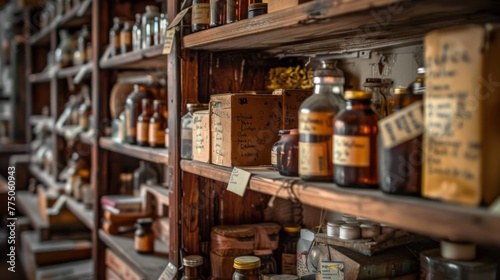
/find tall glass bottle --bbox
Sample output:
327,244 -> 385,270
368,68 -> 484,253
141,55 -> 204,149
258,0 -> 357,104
181,103 -> 209,159
137,99 -> 154,146
191,0 -> 210,32
109,17 -> 123,56
132,13 -> 142,51
142,6 -> 160,49
298,60 -> 344,182
133,161 -> 158,196
149,100 -> 168,148
120,21 -> 134,54
181,255 -> 205,280
334,90 -> 379,188
125,85 -> 155,144
157,14 -> 168,45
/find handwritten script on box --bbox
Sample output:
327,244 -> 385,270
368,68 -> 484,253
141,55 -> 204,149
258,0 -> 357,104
227,168 -> 252,197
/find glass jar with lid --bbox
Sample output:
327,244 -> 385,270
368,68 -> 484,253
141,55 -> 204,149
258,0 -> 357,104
334,90 -> 379,188
142,5 -> 160,49
181,103 -> 209,159
233,256 -> 262,280
181,255 -> 205,280
298,60 -> 344,182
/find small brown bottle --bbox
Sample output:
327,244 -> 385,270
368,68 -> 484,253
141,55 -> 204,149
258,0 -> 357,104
149,100 -> 167,148
136,99 -> 154,146
192,0 -> 210,32
120,21 -> 134,54
334,90 -> 379,188
125,85 -> 155,144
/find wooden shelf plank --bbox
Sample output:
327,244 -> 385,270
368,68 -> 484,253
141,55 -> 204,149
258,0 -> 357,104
66,196 -> 94,230
29,164 -> 65,194
17,191 -> 49,230
29,71 -> 55,83
180,160 -> 500,246
100,46 -> 167,69
182,0 -> 500,54
55,125 -> 95,145
99,137 -> 169,164
99,230 -> 170,280
57,63 -> 93,79
0,143 -> 28,153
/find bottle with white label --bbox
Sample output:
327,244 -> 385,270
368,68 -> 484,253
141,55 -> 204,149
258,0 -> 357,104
334,90 -> 379,188
298,60 -> 344,182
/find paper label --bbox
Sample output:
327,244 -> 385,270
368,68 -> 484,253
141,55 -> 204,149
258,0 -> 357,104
282,253 -> 297,274
299,142 -> 332,176
158,262 -> 178,280
181,128 -> 192,140
162,29 -> 176,55
333,135 -> 370,167
299,112 -> 335,135
271,150 -> 277,166
149,123 -> 165,145
227,167 -> 251,197
121,32 -> 131,45
137,122 -> 149,143
379,101 -> 423,148
192,3 -> 210,24
321,261 -> 344,280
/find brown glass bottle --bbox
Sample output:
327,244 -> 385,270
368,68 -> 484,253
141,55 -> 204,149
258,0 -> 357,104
120,21 -> 134,55
135,218 -> 154,254
181,255 -> 205,280
210,0 -> 226,27
334,90 -> 379,188
125,85 -> 155,144
278,129 -> 299,177
192,0 -> 210,32
149,100 -> 167,148
226,0 -> 247,24
136,99 -> 153,146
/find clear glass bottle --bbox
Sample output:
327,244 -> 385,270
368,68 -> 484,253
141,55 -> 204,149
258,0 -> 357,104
233,256 -> 262,280
271,130 -> 290,169
132,13 -> 142,51
132,161 -> 158,197
280,225 -> 300,274
125,85 -> 155,144
158,14 -> 168,44
181,103 -> 209,159
192,0 -> 210,32
149,100 -> 168,148
109,17 -> 124,56
407,67 -> 426,95
78,85 -> 92,131
74,25 -> 89,65
137,99 -> 154,146
120,21 -> 134,54
210,0 -> 226,27
254,249 -> 277,275
55,30 -> 75,68
298,60 -> 344,182
278,129 -> 299,177
181,255 -> 205,280
334,90 -> 379,188
135,218 -> 155,254
142,6 -> 160,49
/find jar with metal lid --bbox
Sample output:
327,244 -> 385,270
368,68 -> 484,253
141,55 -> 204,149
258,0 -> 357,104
233,256 -> 262,280
280,225 -> 300,274
334,90 -> 379,188
135,218 -> 155,254
248,3 -> 267,18
181,255 -> 205,280
181,103 -> 209,159
277,129 -> 299,177
254,249 -> 277,275
271,130 -> 290,169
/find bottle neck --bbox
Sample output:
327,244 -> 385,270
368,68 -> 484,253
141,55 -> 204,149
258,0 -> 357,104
346,99 -> 372,110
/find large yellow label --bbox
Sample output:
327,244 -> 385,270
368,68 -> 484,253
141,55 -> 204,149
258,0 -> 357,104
137,122 -> 149,143
333,135 -> 370,167
299,112 -> 335,135
192,3 -> 210,25
299,142 -> 332,176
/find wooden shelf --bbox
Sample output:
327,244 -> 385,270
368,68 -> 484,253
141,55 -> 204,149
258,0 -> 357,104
66,196 -> 94,230
17,191 -> 49,230
182,0 -> 500,55
99,137 -> 169,164
29,164 -> 65,194
181,160 -> 500,246
55,125 -> 95,145
57,62 -> 93,79
28,0 -> 92,46
0,143 -> 28,153
29,71 -> 55,83
99,230 -> 170,280
100,45 -> 167,69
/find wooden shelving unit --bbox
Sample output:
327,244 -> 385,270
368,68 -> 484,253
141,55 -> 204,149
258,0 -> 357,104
99,137 -> 169,164
98,230 -> 170,280
66,196 -> 94,230
99,45 -> 167,69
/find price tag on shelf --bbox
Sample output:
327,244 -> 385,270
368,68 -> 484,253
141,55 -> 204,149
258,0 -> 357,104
227,167 -> 252,197
162,29 -> 176,54
158,262 -> 177,280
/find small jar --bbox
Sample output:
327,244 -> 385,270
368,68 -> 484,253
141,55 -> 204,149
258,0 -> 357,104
277,129 -> 299,177
248,3 -> 267,18
137,99 -> 154,146
181,255 -> 204,280
339,223 -> 361,240
334,90 -> 379,188
271,130 -> 290,169
120,21 -> 134,54
181,103 -> 209,159
210,0 -> 226,27
326,220 -> 345,237
233,256 -> 262,280
135,218 -> 155,254
149,100 -> 168,148
254,249 -> 277,275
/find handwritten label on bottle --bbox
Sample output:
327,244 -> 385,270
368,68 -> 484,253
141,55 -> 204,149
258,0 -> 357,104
192,3 -> 210,24
333,135 -> 369,167
227,167 -> 251,197
299,112 -> 334,134
299,112 -> 334,176
379,101 -> 423,149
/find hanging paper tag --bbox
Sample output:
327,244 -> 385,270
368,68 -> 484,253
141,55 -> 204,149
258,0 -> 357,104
321,261 -> 345,280
168,7 -> 191,29
227,168 -> 251,197
158,262 -> 178,280
163,29 -> 176,55
378,101 -> 424,149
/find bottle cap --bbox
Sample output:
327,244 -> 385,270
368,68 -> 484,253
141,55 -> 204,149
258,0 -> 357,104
233,256 -> 261,270
344,90 -> 372,100
417,67 -> 425,74
183,255 -> 203,267
283,225 -> 301,233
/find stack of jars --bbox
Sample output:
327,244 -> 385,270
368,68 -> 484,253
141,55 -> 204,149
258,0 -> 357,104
108,6 -> 168,57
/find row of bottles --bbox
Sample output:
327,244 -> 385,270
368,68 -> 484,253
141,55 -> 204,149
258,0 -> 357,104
108,6 -> 168,57
191,0 -> 268,32
55,26 -> 92,68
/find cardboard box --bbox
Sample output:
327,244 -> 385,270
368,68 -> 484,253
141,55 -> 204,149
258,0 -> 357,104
210,94 -> 282,167
272,88 -> 313,129
423,24 -> 500,206
192,110 -> 210,163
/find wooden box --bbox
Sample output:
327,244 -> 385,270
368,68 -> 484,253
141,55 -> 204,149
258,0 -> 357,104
423,24 -> 500,206
192,110 -> 210,163
267,0 -> 310,13
272,88 -> 313,129
210,94 -> 282,167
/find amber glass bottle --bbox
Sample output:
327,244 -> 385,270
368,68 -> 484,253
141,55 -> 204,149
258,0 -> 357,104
334,90 -> 379,188
136,99 -> 153,146
120,21 -> 133,54
125,85 -> 155,144
192,0 -> 210,32
298,60 -> 344,182
149,100 -> 167,147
